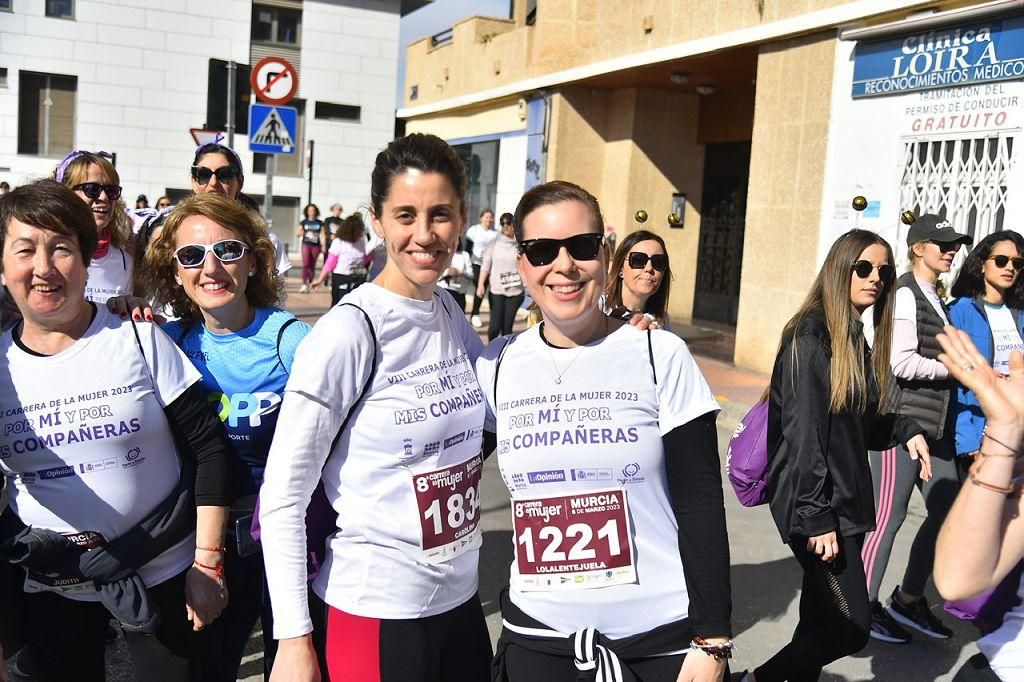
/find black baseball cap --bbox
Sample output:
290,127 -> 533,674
906,214 -> 972,246
136,194 -> 148,202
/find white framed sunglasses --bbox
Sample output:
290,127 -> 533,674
174,239 -> 248,268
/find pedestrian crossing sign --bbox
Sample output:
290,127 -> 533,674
249,103 -> 297,154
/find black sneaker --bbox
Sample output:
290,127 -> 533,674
886,587 -> 953,639
11,646 -> 35,679
869,600 -> 912,643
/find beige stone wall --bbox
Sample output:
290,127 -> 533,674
733,31 -> 838,374
404,99 -> 526,140
546,86 -> 705,322
402,0 -> 939,108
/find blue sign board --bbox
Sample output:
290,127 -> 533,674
852,15 -> 1024,98
248,104 -> 297,154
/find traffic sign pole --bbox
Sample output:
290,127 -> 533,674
226,60 -> 236,149
264,155 -> 275,229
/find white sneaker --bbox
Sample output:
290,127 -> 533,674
299,284 -> 309,294
471,315 -> 483,328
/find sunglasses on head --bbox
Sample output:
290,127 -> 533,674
191,166 -> 239,186
627,252 -> 668,272
517,233 -> 604,267
72,182 -> 122,201
173,239 -> 248,268
989,254 -> 1024,271
851,260 -> 895,283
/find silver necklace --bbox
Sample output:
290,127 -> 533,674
544,317 -> 608,384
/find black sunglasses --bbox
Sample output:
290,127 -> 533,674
930,241 -> 962,253
990,255 -> 1024,271
851,260 -> 895,283
627,252 -> 668,272
72,182 -> 122,201
518,233 -> 604,266
174,239 -> 248,268
191,166 -> 240,186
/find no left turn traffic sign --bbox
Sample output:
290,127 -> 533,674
251,56 -> 298,106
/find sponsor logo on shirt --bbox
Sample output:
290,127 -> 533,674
122,447 -> 146,469
618,462 -> 645,485
424,441 -> 440,457
466,426 -> 484,440
570,468 -> 613,482
79,458 -> 120,474
211,391 -> 282,428
509,472 -> 527,491
37,465 -> 77,480
444,432 -> 467,449
527,469 -> 566,484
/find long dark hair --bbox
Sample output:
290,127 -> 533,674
777,229 -> 896,414
951,230 -> 1024,308
604,230 -> 671,322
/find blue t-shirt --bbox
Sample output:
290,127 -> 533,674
164,307 -> 312,495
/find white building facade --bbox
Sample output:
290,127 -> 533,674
0,0 -> 417,250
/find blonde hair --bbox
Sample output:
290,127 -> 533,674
778,229 -> 896,414
139,193 -> 283,325
54,154 -> 133,253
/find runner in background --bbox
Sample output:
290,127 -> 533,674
438,237 -> 474,314
466,208 -> 497,326
297,204 -> 325,294
138,192 -> 314,680
603,229 -> 673,331
750,230 -> 929,682
862,215 -> 970,644
310,213 -> 368,306
323,203 -> 344,245
53,150 -> 134,303
477,212 -> 523,341
260,133 -> 492,682
480,180 -> 733,681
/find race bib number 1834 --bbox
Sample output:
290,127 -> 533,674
512,487 -> 636,591
412,453 -> 483,564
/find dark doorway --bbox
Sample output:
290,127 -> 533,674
693,141 -> 750,326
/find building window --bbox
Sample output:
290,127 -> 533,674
898,135 -> 1013,266
45,0 -> 74,18
0,1 -> 12,12
0,68 -> 7,88
252,4 -> 300,45
18,72 -> 76,157
409,85 -> 419,101
525,0 -> 537,25
452,140 -> 499,223
314,102 -> 360,123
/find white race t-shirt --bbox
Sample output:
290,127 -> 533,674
85,247 -> 133,303
475,324 -> 720,638
261,284 -> 486,637
327,238 -> 367,276
979,573 -> 1024,678
466,224 -> 498,264
987,303 -> 1024,375
269,232 -> 292,275
0,306 -> 200,599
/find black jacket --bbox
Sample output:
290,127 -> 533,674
765,310 -> 923,543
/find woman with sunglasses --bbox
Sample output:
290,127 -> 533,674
297,204 -> 325,294
139,192 -> 313,680
53,150 -> 134,304
0,180 -> 232,681
860,214 -> 971,646
743,230 -> 929,682
479,181 -> 732,681
604,229 -> 672,331
259,134 -> 492,682
948,231 -> 1024,459
476,212 -> 524,341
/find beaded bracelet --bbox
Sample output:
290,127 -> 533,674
689,636 -> 734,660
196,545 -> 228,553
192,559 -> 225,579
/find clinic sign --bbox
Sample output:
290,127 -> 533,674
852,15 -> 1024,98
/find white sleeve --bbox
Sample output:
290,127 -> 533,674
893,288 -> 917,323
441,288 -> 484,364
475,342 -> 500,433
260,308 -> 374,639
481,240 -> 495,271
138,320 -> 201,407
270,232 -> 292,274
651,331 -> 720,435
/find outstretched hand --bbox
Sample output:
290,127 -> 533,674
937,326 -> 1024,432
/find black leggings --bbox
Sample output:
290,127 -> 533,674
953,653 -> 1003,681
330,273 -> 364,306
756,534 -> 871,682
487,292 -> 524,341
471,264 -> 487,316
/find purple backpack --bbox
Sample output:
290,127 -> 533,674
726,400 -> 770,507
